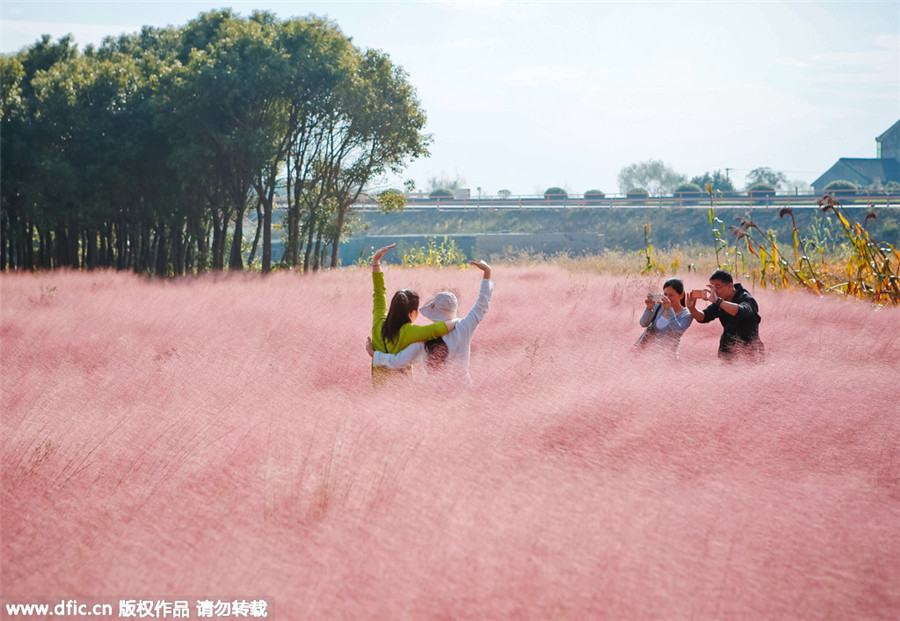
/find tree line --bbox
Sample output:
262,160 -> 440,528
616,160 -> 820,197
0,10 -> 429,275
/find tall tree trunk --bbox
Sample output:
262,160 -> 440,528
39,228 -> 51,270
286,180 -> 302,267
155,225 -> 168,276
138,224 -> 151,273
197,217 -> 210,272
262,195 -> 272,273
55,221 -> 67,268
0,209 -> 9,271
69,224 -> 80,269
85,228 -> 98,269
302,208 -> 316,273
173,224 -> 185,276
115,220 -> 128,270
229,206 -> 245,271
211,212 -> 225,271
330,200 -> 352,269
99,226 -> 109,267
247,199 -> 263,269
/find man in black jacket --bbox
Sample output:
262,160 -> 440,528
687,269 -> 764,361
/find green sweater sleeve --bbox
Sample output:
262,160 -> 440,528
372,271 -> 387,348
394,320 -> 449,352
371,270 -> 448,354
373,271 -> 387,323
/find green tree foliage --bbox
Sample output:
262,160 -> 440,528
746,167 -> 787,190
824,180 -> 858,193
690,170 -> 734,193
747,182 -> 776,205
747,182 -> 776,195
426,173 -> 465,194
617,159 -> 686,196
376,189 -> 407,213
674,183 -> 703,194
584,190 -> 605,203
544,187 -> 568,199
0,12 -> 429,274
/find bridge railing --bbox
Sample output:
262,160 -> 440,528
350,190 -> 896,210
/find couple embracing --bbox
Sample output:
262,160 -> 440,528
366,243 -> 494,386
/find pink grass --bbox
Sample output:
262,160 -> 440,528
2,266 -> 899,619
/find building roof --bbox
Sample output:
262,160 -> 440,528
877,119 -> 900,142
812,158 -> 900,188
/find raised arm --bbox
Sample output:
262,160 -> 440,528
372,243 -> 395,274
453,261 -> 494,340
686,289 -> 712,323
639,292 -> 659,327
372,244 -> 396,328
471,260 -> 492,280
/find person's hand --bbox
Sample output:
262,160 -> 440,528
365,337 -> 374,358
705,284 -> 717,304
470,259 -> 491,279
373,243 -> 396,263
644,293 -> 656,310
660,294 -> 672,310
686,292 -> 698,309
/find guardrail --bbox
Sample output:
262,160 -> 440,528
350,191 -> 897,210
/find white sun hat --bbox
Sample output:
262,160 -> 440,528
418,292 -> 459,322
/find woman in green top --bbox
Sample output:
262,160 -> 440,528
370,243 -> 457,383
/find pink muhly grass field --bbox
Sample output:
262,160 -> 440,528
2,266 -> 899,620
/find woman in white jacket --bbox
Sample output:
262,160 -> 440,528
366,260 -> 494,384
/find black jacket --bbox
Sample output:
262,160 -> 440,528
701,283 -> 762,358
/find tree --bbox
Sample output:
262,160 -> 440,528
824,180 -> 857,196
674,182 -> 703,193
30,50 -> 149,270
544,187 -> 567,199
674,182 -> 703,204
324,48 -> 430,269
617,159 -> 686,196
786,179 -> 812,195
173,10 -> 286,271
1,35 -> 79,270
746,167 -> 787,190
1,11 -> 429,275
747,182 -> 776,204
0,53 -> 28,269
690,170 -> 734,193
426,173 -> 465,194
375,189 -> 407,212
584,190 -> 605,203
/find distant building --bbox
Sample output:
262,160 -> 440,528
812,120 -> 900,193
878,119 -> 900,159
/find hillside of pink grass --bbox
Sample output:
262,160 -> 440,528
2,266 -> 899,619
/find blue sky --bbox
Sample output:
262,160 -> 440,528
2,1 -> 898,196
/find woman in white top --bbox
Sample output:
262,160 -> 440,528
637,278 -> 693,356
366,260 -> 494,384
